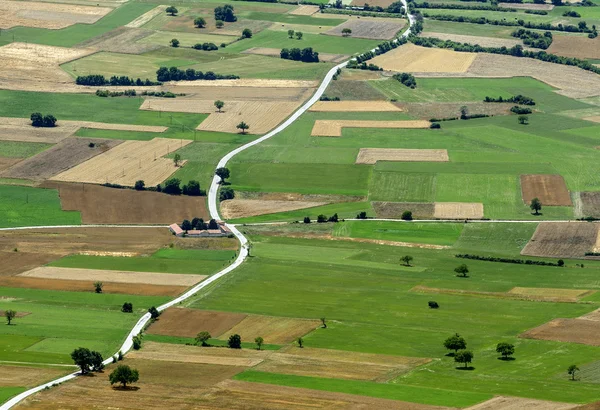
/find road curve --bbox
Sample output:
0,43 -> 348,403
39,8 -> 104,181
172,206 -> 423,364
1,5 -> 414,409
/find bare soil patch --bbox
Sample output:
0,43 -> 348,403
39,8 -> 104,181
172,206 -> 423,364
243,47 -> 349,63
356,148 -> 448,164
371,43 -> 476,73
0,227 -> 173,256
75,27 -> 160,54
0,365 -> 69,388
400,102 -> 514,120
311,119 -> 430,136
434,202 -> 484,219
579,308 -> 600,321
0,1 -> 111,29
498,2 -> 554,9
520,318 -> 600,346
547,35 -> 600,60
147,85 -> 313,102
466,396 -> 576,410
1,138 -> 122,181
171,79 -> 318,88
521,222 -> 598,258
43,181 -> 209,224
0,276 -> 186,296
581,192 -> 600,218
420,32 -> 524,48
173,236 -> 239,251
0,252 -> 57,277
372,202 -> 435,219
585,115 -> 600,123
507,287 -> 594,302
221,199 -> 328,219
19,266 -> 207,286
219,315 -> 321,344
147,308 -> 247,338
0,157 -> 23,172
325,19 -> 405,40
51,138 -> 190,187
289,5 -> 319,15
520,174 -> 572,206
309,100 -> 401,112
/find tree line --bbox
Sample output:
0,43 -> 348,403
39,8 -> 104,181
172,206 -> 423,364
180,217 -> 220,231
280,47 -> 319,62
156,66 -> 239,82
455,254 -> 564,267
76,75 -> 160,86
484,94 -> 535,105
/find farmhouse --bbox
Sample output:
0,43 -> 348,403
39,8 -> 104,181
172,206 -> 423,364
169,221 -> 232,237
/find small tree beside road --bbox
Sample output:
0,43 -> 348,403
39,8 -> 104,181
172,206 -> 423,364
216,167 -> 230,183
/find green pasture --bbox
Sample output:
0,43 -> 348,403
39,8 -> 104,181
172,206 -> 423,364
0,388 -> 26,405
0,185 -> 80,228
139,30 -> 238,47
421,20 -> 518,38
0,141 -> 51,159
186,230 -> 600,403
422,8 -> 585,26
241,11 -> 343,26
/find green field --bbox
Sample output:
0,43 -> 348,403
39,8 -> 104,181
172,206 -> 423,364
333,221 -> 464,246
0,185 -> 80,228
0,141 -> 51,159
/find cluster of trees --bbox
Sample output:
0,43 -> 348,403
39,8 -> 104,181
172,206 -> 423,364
347,60 -> 382,70
356,211 -> 368,219
421,13 -> 594,34
194,331 -> 249,348
511,29 -> 553,49
393,72 -> 417,88
287,30 -> 304,40
156,66 -> 239,82
95,89 -> 137,98
193,42 -> 218,51
280,47 -> 319,62
443,334 -> 473,368
563,10 -> 581,17
410,36 -> 600,75
319,95 -> 341,101
76,75 -> 159,86
303,214 -> 339,223
484,94 -> 535,105
456,254 -> 564,267
525,9 -> 548,16
71,347 -> 105,374
214,4 -> 237,22
180,218 -> 220,231
159,178 -> 206,196
30,112 -> 56,128
511,106 -> 532,114
322,7 -> 405,18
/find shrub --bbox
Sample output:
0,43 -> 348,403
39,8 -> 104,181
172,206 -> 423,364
303,216 -> 311,223
511,106 -> 532,114
484,94 -> 535,105
317,214 -> 328,223
148,306 -> 160,319
121,302 -> 133,313
356,211 -> 367,219
428,301 -> 439,308
393,72 -> 417,88
242,28 -> 252,38
132,335 -> 142,350
327,213 -> 339,222
430,122 -> 441,129
220,187 -> 235,201
401,210 -> 413,221
134,180 -> 145,191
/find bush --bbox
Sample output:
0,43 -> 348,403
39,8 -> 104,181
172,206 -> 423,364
484,94 -> 535,105
132,335 -> 142,350
134,180 -> 145,191
121,302 -> 133,313
30,112 -> 57,128
430,122 -> 441,129
317,214 -> 328,223
192,42 -> 218,51
242,28 -> 252,38
303,216 -> 311,223
428,301 -> 439,309
356,211 -> 367,219
319,95 -> 340,101
327,213 -> 339,222
220,187 -> 235,201
163,178 -> 182,195
401,210 -> 413,221
148,306 -> 160,319
511,29 -> 553,49
393,72 -> 417,88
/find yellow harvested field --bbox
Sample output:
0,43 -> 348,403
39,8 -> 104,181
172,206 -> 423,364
70,121 -> 167,133
434,202 -> 484,219
219,315 -> 321,344
129,342 -> 269,367
171,79 -> 318,88
51,137 -> 191,186
311,120 -> 431,137
125,5 -> 167,28
309,100 -> 402,112
0,1 -> 112,29
147,85 -> 314,102
356,148 -> 449,164
221,199 -> 328,219
466,396 -> 577,410
289,5 -> 319,15
0,365 -> 70,387
583,115 -> 600,123
197,101 -> 301,134
579,308 -> 600,321
420,32 -> 524,49
370,44 -> 476,73
19,266 -> 207,287
507,287 -> 594,302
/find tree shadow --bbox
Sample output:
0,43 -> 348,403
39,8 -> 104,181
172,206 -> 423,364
445,352 -> 456,357
530,212 -> 543,216
498,357 -> 516,361
455,275 -> 470,278
111,386 -> 140,391
456,366 -> 475,371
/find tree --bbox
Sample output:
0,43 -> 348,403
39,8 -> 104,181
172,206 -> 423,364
242,28 -> 252,39
194,17 -> 206,28
328,213 -> 339,222
214,4 -> 237,22
428,301 -> 439,309
296,31 -> 303,40
444,333 -> 466,354
5,309 -> 16,325
401,255 -> 413,266
454,350 -> 474,369
255,336 -> 264,350
530,197 -> 542,215
163,178 -> 182,195
236,121 -> 250,134
317,214 -> 327,223
228,334 -> 242,349
148,306 -> 160,319
460,105 -> 469,120
170,38 -> 180,48
121,302 -> 133,313
109,365 -> 139,388
132,335 -> 142,350
94,281 -> 103,294
173,153 -> 182,167
181,219 -> 192,231
214,100 -> 224,112
518,115 -> 529,125
90,351 -> 104,372
551,0 -> 563,5
30,112 -> 43,127
496,342 -> 515,360
454,264 -> 469,278
71,347 -> 93,374
568,364 -> 579,381
321,317 -> 327,328
134,180 -> 145,191
43,115 -> 57,127
208,219 -> 219,230
356,211 -> 367,219
401,210 -> 413,221
288,29 -> 295,38
297,337 -> 304,348
166,5 -> 178,15
195,331 -> 211,346
219,187 -> 235,201
558,259 -> 565,267
185,180 -> 202,196
341,28 -> 352,37
303,216 -> 311,224
215,167 -> 230,183
215,20 -> 224,28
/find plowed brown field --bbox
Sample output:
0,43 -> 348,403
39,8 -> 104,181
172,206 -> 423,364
521,222 -> 598,258
520,174 -> 572,206
547,35 -> 600,60
466,396 -> 577,410
520,318 -> 600,346
219,315 -> 320,344
147,308 -> 247,338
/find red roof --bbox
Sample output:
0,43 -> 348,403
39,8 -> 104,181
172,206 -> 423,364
169,223 -> 183,235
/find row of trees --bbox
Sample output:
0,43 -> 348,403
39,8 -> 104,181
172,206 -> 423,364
456,254 -> 564,267
484,94 -> 535,105
303,213 -> 339,223
280,47 -> 320,63
511,29 -> 553,49
30,112 -> 56,128
76,75 -> 159,86
287,30 -> 304,40
156,66 -> 239,82
180,217 -> 220,231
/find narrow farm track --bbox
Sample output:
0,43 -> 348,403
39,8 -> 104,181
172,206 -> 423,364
1,7 -> 417,409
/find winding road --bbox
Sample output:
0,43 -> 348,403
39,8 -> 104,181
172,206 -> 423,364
1,6 -> 414,409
